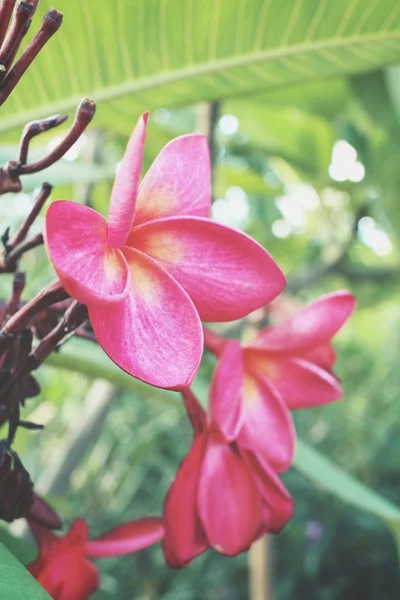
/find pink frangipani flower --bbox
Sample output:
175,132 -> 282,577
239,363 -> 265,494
45,114 -> 285,390
203,290 -> 356,469
163,342 -> 293,568
28,517 -> 164,600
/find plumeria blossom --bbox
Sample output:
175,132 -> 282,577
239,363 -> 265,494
163,342 -> 293,568
28,517 -> 164,600
45,113 -> 285,389
203,290 -> 356,469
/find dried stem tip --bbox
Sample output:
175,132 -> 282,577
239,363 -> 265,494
0,1 -> 18,47
17,98 -> 96,175
0,9 -> 63,107
0,2 -> 33,68
9,182 -> 52,247
19,114 -> 68,165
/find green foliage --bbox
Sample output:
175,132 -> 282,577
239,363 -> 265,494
2,0 -> 400,134
0,543 -> 51,599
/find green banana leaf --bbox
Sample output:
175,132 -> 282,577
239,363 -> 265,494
1,0 -> 400,134
0,542 -> 51,599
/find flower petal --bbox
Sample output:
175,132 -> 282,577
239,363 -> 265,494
33,554 -> 99,600
133,134 -> 211,226
28,520 -> 58,552
45,201 -> 130,305
210,340 -> 243,441
198,433 -> 262,556
181,389 -> 207,435
163,434 -> 208,568
86,518 -> 163,558
203,326 -> 227,356
238,362 -> 295,472
304,343 -> 336,370
88,248 -> 202,389
107,113 -> 148,248
254,290 -> 356,353
128,216 -> 286,321
241,449 -> 294,533
28,495 -> 63,530
263,355 -> 343,410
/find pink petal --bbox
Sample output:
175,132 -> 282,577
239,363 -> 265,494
203,326 -> 227,356
241,449 -> 294,533
238,362 -> 295,472
86,518 -> 163,558
28,495 -> 63,530
163,434 -> 208,568
127,216 -> 286,322
210,341 -> 243,441
28,520 -> 58,551
45,201 -> 130,305
133,134 -> 211,227
254,290 -> 356,354
33,554 -> 99,600
263,355 -> 343,410
181,389 -> 207,435
107,113 -> 148,248
198,432 -> 262,556
304,343 -> 336,370
88,247 -> 202,389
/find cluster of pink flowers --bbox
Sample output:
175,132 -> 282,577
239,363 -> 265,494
29,114 -> 355,598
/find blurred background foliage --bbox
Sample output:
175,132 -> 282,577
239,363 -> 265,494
1,0 -> 400,598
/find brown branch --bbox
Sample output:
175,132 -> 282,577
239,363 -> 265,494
2,232 -> 43,272
0,9 -> 63,106
0,0 -> 17,46
30,301 -> 88,365
0,279 -> 68,355
8,182 -> 51,248
0,1 -> 32,68
15,98 -> 96,175
19,115 -> 68,165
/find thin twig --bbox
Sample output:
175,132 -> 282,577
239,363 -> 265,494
19,115 -> 68,165
16,98 -> 96,174
0,0 -> 17,46
0,9 -> 63,106
0,279 -> 68,354
9,183 -> 51,247
0,1 -> 33,67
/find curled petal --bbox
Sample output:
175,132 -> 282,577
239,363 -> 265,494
108,113 -> 148,248
203,326 -> 227,356
254,290 -> 356,353
133,134 -> 211,226
241,449 -> 294,533
28,520 -> 58,553
45,201 -> 130,305
238,363 -> 295,472
89,248 -> 203,389
128,217 -> 286,321
86,518 -> 163,558
28,495 -> 63,530
198,433 -> 263,556
33,554 -> 99,600
181,389 -> 207,435
304,343 -> 336,370
210,341 -> 243,441
163,434 -> 208,568
263,356 -> 343,410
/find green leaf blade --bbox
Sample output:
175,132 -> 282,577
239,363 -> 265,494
1,0 -> 400,134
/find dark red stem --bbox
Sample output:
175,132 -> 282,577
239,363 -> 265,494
0,0 -> 17,46
9,182 -> 51,247
19,115 -> 68,165
16,98 -> 96,174
0,2 -> 33,68
0,9 -> 63,106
